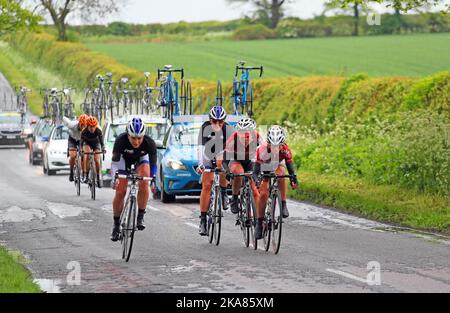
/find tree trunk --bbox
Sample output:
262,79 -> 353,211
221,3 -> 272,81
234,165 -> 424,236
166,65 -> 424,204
353,3 -> 359,36
56,21 -> 68,41
270,0 -> 282,29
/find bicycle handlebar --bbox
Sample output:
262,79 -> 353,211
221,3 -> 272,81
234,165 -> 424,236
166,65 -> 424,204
115,173 -> 154,182
235,66 -> 264,78
157,68 -> 184,80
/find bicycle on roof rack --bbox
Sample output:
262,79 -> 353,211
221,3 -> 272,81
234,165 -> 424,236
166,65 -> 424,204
62,87 -> 76,119
232,61 -> 263,117
157,65 -> 184,121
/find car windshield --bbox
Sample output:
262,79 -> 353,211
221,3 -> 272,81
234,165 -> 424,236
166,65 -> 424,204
108,123 -> 168,142
52,128 -> 69,140
38,123 -> 53,137
169,124 -> 200,146
0,115 -> 22,124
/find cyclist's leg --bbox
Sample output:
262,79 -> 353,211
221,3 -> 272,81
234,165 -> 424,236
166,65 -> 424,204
112,157 -> 128,218
68,137 -> 77,171
82,144 -> 92,177
200,160 -> 214,214
276,165 -> 287,201
136,157 -> 150,211
230,161 -> 244,195
92,141 -> 102,174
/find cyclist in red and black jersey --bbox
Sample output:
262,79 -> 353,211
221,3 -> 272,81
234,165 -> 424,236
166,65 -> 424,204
223,117 -> 264,214
253,125 -> 298,239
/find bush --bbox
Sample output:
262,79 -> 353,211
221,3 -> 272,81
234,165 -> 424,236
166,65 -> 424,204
232,24 -> 276,40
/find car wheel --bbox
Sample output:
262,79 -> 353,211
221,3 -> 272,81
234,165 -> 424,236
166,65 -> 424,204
161,170 -> 175,203
42,158 -> 47,174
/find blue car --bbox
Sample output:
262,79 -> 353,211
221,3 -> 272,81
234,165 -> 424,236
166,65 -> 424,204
156,114 -> 241,203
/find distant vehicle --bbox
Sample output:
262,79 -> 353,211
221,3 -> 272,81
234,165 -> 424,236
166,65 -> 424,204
0,112 -> 31,147
42,125 -> 70,175
102,115 -> 170,187
156,114 -> 241,203
28,118 -> 53,165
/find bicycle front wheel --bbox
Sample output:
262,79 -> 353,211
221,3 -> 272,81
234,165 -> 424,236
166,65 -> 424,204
213,186 -> 222,246
122,197 -> 136,262
90,158 -> 96,200
75,161 -> 81,196
249,191 -> 257,250
270,190 -> 283,254
239,195 -> 250,248
263,198 -> 272,252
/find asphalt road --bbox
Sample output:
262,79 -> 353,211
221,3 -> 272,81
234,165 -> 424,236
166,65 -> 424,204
0,147 -> 449,293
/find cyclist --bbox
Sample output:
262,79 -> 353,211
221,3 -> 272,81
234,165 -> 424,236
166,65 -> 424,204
63,114 -> 88,182
110,117 -> 157,242
252,125 -> 299,240
223,117 -> 264,214
80,116 -> 105,187
196,106 -> 234,236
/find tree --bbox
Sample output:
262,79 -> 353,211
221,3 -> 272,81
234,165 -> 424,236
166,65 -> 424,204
324,0 -> 366,36
336,0 -> 448,13
0,0 -> 40,35
23,0 -> 127,41
226,0 -> 295,29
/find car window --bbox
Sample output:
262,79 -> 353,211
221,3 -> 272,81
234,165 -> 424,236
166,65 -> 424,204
52,128 -> 69,140
108,124 -> 127,142
0,115 -> 22,124
146,123 -> 168,141
38,123 -> 53,137
168,124 -> 200,146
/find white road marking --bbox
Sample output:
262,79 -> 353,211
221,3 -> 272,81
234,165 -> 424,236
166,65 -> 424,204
326,268 -> 368,284
185,222 -> 198,229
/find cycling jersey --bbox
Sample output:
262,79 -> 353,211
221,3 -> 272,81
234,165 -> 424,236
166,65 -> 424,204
224,131 -> 264,162
111,133 -> 157,176
197,121 -> 234,167
256,142 -> 293,167
63,116 -> 83,141
80,127 -> 105,151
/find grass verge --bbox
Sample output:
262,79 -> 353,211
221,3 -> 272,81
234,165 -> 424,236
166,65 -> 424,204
0,246 -> 41,293
291,170 -> 450,235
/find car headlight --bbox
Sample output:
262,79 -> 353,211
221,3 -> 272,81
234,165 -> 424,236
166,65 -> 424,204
167,160 -> 187,171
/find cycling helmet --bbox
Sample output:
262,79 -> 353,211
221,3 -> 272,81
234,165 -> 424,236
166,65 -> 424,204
127,117 -> 146,138
86,116 -> 98,127
209,106 -> 227,121
236,117 -> 256,132
267,125 -> 286,146
78,114 -> 88,126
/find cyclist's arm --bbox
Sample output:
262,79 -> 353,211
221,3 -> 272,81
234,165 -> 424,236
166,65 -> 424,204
284,145 -> 298,185
97,128 -> 105,150
146,137 -> 158,177
63,116 -> 76,130
110,140 -> 121,180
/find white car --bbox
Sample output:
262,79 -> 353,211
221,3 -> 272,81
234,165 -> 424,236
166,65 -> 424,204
101,115 -> 169,186
42,126 -> 70,176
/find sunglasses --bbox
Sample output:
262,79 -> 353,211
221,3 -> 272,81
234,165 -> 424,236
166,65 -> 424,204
211,119 -> 224,124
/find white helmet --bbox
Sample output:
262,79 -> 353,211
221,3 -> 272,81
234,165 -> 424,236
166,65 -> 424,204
266,125 -> 286,146
209,106 -> 227,121
127,117 -> 146,138
236,117 -> 256,132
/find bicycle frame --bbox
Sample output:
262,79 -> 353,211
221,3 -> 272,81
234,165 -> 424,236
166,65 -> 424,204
233,61 -> 263,116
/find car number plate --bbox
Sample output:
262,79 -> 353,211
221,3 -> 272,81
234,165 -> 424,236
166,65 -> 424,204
7,135 -> 17,139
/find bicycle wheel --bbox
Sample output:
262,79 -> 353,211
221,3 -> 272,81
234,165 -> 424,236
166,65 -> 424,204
246,82 -> 253,117
75,159 -> 81,196
239,194 -> 250,248
263,197 -> 272,252
90,157 -> 96,200
270,190 -> 283,254
249,190 -> 257,250
207,193 -> 214,244
180,80 -> 186,115
216,81 -> 223,107
186,81 -> 193,115
122,197 -> 136,262
213,186 -> 222,246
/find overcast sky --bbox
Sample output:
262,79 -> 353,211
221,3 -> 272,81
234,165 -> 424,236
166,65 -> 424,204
78,0 -> 329,24
68,0 -> 449,25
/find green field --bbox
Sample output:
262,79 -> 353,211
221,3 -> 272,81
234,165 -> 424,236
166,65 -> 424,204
86,33 -> 450,80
